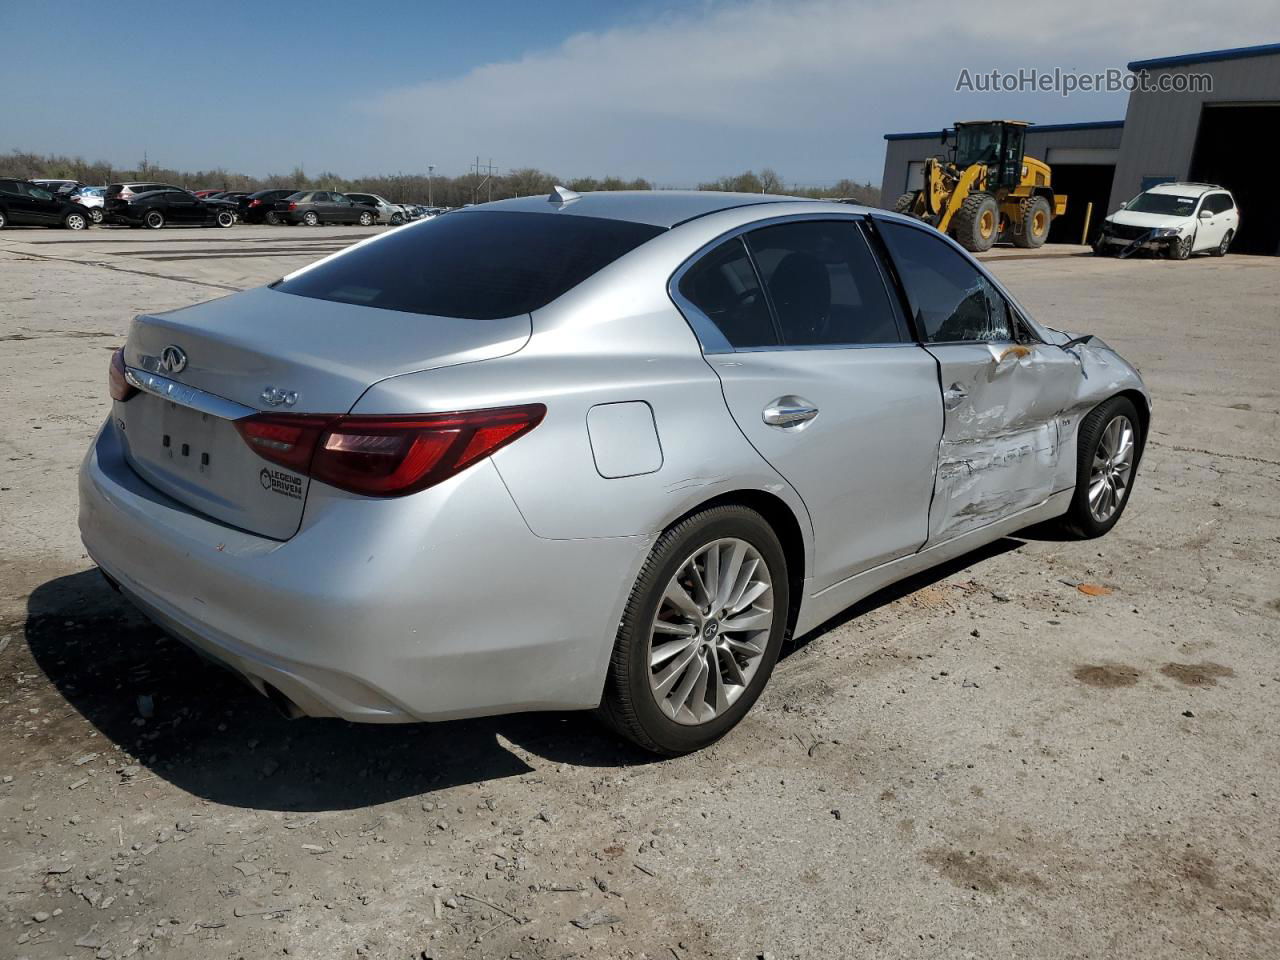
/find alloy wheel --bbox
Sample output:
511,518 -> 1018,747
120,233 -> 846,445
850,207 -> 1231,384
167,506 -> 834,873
1088,415 -> 1135,522
648,538 -> 775,725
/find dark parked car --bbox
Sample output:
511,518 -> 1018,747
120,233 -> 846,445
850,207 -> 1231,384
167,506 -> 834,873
105,187 -> 238,229
238,189 -> 299,224
273,191 -> 377,226
0,178 -> 94,230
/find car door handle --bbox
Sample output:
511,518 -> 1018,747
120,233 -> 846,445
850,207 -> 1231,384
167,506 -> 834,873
762,397 -> 819,428
943,384 -> 968,409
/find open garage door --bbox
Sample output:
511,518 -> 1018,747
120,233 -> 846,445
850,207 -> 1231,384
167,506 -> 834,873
1044,156 -> 1117,245
1190,103 -> 1280,256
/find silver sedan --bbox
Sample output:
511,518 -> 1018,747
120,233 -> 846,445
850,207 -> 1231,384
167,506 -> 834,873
79,189 -> 1149,754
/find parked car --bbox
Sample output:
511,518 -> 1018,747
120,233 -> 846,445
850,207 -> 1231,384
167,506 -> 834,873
345,192 -> 409,225
1095,182 -> 1239,259
194,189 -> 224,198
105,187 -> 237,229
105,182 -> 187,205
0,178 -> 94,229
80,191 -> 1149,755
69,185 -> 107,223
272,191 -> 376,226
31,178 -> 80,196
239,189 -> 301,224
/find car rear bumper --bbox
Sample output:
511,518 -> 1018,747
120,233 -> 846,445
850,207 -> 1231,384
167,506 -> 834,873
79,418 -> 650,723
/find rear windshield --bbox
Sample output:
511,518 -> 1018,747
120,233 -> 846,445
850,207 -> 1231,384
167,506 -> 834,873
273,210 -> 666,320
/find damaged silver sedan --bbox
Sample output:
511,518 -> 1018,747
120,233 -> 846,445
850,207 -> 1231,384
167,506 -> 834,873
79,192 -> 1149,756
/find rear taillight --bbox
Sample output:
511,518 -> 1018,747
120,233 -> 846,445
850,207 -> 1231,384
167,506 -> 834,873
234,404 -> 545,497
287,202 -> 297,211
108,347 -> 138,402
249,198 -> 262,207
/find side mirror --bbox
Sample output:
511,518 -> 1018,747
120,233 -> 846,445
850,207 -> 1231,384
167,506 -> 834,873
1118,201 -> 1128,209
1198,208 -> 1213,219
939,129 -> 949,146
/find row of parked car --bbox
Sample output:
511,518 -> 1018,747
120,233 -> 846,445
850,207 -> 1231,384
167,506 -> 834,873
0,177 -> 446,231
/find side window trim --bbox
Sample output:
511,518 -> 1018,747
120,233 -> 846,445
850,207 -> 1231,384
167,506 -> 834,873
669,212 -> 915,355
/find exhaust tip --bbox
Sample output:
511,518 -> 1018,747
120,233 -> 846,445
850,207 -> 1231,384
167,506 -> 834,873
262,683 -> 305,720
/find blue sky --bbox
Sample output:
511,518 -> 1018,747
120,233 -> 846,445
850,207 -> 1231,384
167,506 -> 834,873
3,0 -> 1274,186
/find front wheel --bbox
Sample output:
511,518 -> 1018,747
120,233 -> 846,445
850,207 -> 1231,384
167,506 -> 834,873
390,212 -> 403,226
214,210 -> 235,228
143,210 -> 165,230
951,192 -> 999,252
599,505 -> 789,755
1055,395 -> 1143,539
264,211 -> 280,225
63,210 -> 89,230
0,210 -> 7,229
358,211 -> 374,226
1165,235 -> 1192,260
303,211 -> 319,226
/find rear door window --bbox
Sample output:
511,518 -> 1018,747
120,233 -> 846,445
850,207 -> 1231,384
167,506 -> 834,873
274,210 -> 665,320
677,237 -> 777,348
744,220 -> 904,346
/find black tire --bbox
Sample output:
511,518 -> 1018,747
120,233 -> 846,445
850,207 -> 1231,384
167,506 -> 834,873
214,210 -> 235,228
1092,239 -> 1114,257
0,210 -> 7,229
358,211 -> 374,226
390,212 -> 404,226
893,192 -> 917,215
1055,395 -> 1143,539
1012,195 -> 1052,248
63,210 -> 89,230
143,210 -> 165,230
1165,234 -> 1192,260
87,207 -> 104,224
264,211 -> 280,225
303,211 -> 319,226
598,505 -> 790,755
1211,230 -> 1233,257
951,192 -> 999,252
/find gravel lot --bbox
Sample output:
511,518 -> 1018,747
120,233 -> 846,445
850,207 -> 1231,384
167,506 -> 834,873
2,224 -> 1278,960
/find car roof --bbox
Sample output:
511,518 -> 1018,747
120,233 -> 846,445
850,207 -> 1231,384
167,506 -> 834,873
1146,182 -> 1225,196
466,190 -> 813,228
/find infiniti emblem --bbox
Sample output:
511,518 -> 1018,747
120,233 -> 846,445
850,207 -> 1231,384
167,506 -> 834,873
703,621 -> 720,640
157,345 -> 187,375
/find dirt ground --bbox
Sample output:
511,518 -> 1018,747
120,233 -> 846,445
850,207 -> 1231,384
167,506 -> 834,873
1,224 -> 1278,960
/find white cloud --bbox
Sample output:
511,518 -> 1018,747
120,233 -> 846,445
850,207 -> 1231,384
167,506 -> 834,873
360,0 -> 1278,184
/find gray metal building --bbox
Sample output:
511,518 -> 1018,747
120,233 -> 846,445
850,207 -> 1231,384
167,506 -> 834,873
880,41 -> 1280,254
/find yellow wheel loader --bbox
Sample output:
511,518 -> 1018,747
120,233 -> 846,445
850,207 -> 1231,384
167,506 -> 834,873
894,120 -> 1067,252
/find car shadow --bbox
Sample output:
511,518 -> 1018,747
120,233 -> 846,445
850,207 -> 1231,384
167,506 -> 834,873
27,539 -> 1027,811
24,571 -> 654,813
782,536 -> 1027,658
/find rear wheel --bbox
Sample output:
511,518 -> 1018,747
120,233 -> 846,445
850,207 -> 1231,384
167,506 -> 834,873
143,210 -> 165,230
1013,196 -> 1052,248
951,192 -> 999,252
0,210 -> 7,229
599,505 -> 789,755
1211,229 -> 1233,257
303,211 -> 319,226
1055,395 -> 1142,539
358,211 -> 374,226
87,207 -> 104,224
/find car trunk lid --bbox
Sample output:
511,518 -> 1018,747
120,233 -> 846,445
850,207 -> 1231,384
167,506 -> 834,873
118,286 -> 531,539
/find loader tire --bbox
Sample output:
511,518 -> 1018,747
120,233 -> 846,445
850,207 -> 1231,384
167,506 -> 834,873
951,192 -> 999,252
1013,196 -> 1052,248
894,192 -> 918,215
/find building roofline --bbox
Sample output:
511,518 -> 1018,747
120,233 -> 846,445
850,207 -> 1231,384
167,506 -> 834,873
883,119 -> 1124,141
1128,41 -> 1280,71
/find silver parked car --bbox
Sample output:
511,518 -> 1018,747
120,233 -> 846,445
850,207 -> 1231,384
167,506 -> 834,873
79,190 -> 1149,755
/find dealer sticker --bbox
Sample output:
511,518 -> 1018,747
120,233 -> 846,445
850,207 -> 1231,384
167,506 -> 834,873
259,468 -> 303,500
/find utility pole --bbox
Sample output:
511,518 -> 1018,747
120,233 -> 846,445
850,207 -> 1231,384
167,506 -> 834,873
427,164 -> 434,207
470,156 -> 497,205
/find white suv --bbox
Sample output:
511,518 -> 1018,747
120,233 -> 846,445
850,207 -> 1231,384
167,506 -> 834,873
1095,182 -> 1238,259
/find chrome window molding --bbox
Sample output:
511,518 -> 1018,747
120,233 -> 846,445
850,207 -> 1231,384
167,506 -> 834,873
124,366 -> 257,421
668,211 -> 913,356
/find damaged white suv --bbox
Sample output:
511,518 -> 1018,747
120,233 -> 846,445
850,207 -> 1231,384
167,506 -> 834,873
1095,182 -> 1238,260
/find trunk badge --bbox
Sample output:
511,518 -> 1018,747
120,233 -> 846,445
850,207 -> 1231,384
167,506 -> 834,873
157,345 -> 187,374
261,386 -> 298,407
